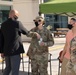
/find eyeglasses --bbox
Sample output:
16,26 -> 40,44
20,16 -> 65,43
38,20 -> 41,22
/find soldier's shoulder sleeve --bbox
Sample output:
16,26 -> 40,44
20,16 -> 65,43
28,27 -> 38,38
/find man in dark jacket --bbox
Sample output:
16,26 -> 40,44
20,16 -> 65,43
1,9 -> 29,75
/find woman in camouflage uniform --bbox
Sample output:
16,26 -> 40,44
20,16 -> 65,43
66,36 -> 76,75
60,18 -> 76,75
27,16 -> 54,75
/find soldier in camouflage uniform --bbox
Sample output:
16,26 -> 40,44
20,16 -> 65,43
60,18 -> 76,75
27,16 -> 54,75
66,36 -> 76,75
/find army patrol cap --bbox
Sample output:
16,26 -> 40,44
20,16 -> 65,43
34,16 -> 44,22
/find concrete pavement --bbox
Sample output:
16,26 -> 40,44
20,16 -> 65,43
0,37 -> 66,75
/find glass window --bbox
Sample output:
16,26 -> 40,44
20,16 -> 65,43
0,11 -> 2,25
44,14 -> 68,31
2,10 -> 9,22
0,5 -> 11,25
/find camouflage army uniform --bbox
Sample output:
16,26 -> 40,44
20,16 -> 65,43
27,27 -> 54,75
66,36 -> 76,74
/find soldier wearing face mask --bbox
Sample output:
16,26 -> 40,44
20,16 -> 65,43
27,16 -> 54,75
0,9 -> 29,75
33,16 -> 45,27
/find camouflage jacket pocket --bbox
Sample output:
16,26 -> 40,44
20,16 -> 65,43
27,46 -> 36,59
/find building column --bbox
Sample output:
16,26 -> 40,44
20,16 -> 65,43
13,0 -> 39,41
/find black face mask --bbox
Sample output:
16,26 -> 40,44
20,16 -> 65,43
68,24 -> 73,29
14,16 -> 18,20
34,22 -> 39,27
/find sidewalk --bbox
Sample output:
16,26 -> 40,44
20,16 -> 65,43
0,37 -> 66,75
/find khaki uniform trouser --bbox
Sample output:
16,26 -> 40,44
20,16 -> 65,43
61,57 -> 76,75
31,54 -> 48,75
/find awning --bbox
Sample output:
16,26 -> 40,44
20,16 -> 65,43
40,0 -> 76,17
